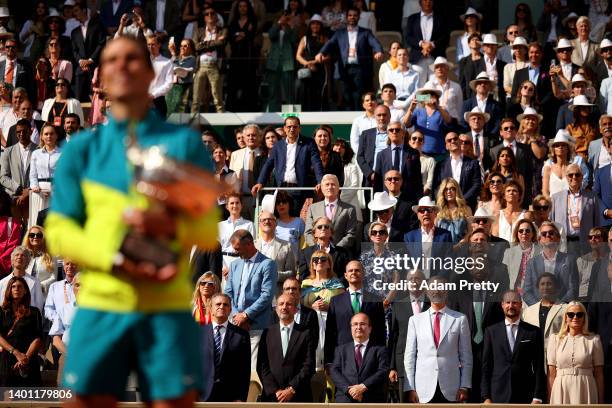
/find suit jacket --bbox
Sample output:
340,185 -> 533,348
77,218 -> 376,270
588,138 -> 604,176
592,58 -> 610,91
201,322 -> 251,402
588,301 -> 612,361
257,322 -> 315,402
403,227 -> 453,277
404,12 -> 449,63
144,0 -> 181,38
459,55 -> 506,104
6,120 -> 44,148
71,14 -> 106,69
550,189 -> 599,242
433,155 -> 482,210
522,252 -> 579,306
266,24 -> 297,72
404,307 -> 473,402
0,143 -> 37,197
571,38 -> 600,70
481,320 -> 546,403
0,58 -> 34,102
257,136 -> 324,188
502,244 -> 542,292
255,237 -> 296,285
224,251 -> 278,330
461,95 -> 503,136
304,199 -> 357,249
390,297 -> 430,375
330,342 -> 389,403
319,26 -> 382,78
587,258 -> 612,302
593,163 -> 612,226
100,0 -> 134,30
390,198 -> 418,241
324,291 -> 386,365
357,127 -> 381,183
297,243 -> 350,281
272,304 -> 319,353
373,145 -> 423,204
511,65 -> 553,107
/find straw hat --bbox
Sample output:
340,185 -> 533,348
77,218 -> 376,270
511,37 -> 528,48
429,56 -> 454,71
569,94 -> 595,111
463,106 -> 491,123
368,192 -> 398,212
460,7 -> 483,21
469,71 -> 496,91
554,38 -> 574,50
516,106 -> 543,123
411,196 -> 439,213
416,87 -> 442,98
482,33 -> 501,46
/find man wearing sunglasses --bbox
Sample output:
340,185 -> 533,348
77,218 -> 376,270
594,118 -> 612,226
550,163 -> 599,245
0,39 -> 34,103
463,106 -> 494,171
522,221 -> 579,306
297,217 -> 350,281
254,211 -> 296,293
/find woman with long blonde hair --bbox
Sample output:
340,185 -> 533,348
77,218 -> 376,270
547,301 -> 604,404
435,178 -> 472,243
192,272 -> 221,325
22,225 -> 56,295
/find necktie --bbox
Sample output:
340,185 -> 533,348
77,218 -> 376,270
326,203 -> 335,220
281,326 -> 290,357
214,325 -> 223,369
412,300 -> 421,315
473,299 -> 483,344
433,311 -> 441,348
392,147 -> 400,171
474,134 -> 481,158
351,292 -> 360,314
5,60 -> 13,84
507,324 -> 516,352
354,343 -> 363,368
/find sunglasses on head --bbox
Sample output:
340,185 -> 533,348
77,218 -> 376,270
29,232 -> 43,239
312,256 -> 328,264
566,312 -> 584,319
371,229 -> 388,236
315,224 -> 331,230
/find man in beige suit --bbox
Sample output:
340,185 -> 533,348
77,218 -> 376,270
304,174 -> 357,251
254,211 -> 296,293
571,16 -> 601,70
229,124 -> 263,220
521,272 -> 566,368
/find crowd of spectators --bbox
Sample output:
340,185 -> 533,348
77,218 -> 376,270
2,0 -> 612,405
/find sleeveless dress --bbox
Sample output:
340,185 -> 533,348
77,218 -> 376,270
548,167 -> 569,196
498,211 -> 525,243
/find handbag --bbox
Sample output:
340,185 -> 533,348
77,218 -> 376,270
297,67 -> 312,79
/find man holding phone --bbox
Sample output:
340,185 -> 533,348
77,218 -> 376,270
115,5 -> 152,40
550,38 -> 579,101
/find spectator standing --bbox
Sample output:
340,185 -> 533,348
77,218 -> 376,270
566,95 -> 598,160
434,177 -> 472,243
424,57 -> 463,122
18,1 -> 47,60
254,211 -> 296,292
192,272 -> 221,325
218,193 -> 255,274
455,7 -> 482,63
404,88 -> 452,158
312,126 -> 344,186
502,219 -> 540,295
503,36 -> 529,98
114,5 -> 151,39
144,0 -> 181,40
514,3 -> 537,43
0,40 -> 34,104
297,216 -> 350,281
99,0 -> 134,35
571,16 -> 601,70
378,41 -> 400,91
0,247 -> 44,312
403,0 -> 449,74
389,48 -> 420,104
166,38 -> 196,114
264,13 -> 297,112
408,131 -> 435,196
47,37 -> 73,83
349,92 -> 376,153
146,34 -> 173,118
229,124 -> 263,220
550,38 -> 580,101
497,24 -> 521,64
0,192 -> 21,277
463,72 -> 503,136
295,15 -> 328,112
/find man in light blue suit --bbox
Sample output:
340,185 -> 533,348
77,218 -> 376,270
224,229 -> 277,371
404,275 -> 472,403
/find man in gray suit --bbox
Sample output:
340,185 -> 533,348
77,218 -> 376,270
588,115 -> 612,173
254,211 -> 296,293
304,174 -> 357,250
404,275 -> 472,403
0,118 -> 36,222
550,163 -> 599,245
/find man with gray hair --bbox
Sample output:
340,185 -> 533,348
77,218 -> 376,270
304,174 -> 357,250
254,211 -> 296,293
0,246 -> 44,311
229,124 -> 262,219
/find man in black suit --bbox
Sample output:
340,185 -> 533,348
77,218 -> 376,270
0,39 -> 34,103
358,104 -> 390,189
257,293 -> 315,402
433,132 -> 481,210
144,0 -> 182,41
461,72 -> 503,136
373,122 -> 422,203
273,277 -> 319,347
330,312 -> 389,403
201,293 -> 251,402
463,106 -> 496,172
389,270 -> 430,402
489,117 -> 534,205
324,260 -> 385,365
481,290 -> 546,403
511,42 -> 556,135
298,217 -> 350,281
100,0 -> 134,35
460,34 -> 506,106
591,38 -> 612,91
383,170 -> 419,237
6,100 -> 44,147
71,1 -> 106,102
404,0 -> 449,68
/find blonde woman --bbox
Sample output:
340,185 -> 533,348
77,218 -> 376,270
22,225 -> 57,295
435,178 -> 472,243
547,301 -> 604,404
192,272 -> 221,325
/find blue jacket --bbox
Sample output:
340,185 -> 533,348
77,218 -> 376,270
257,136 -> 323,187
594,163 -> 612,226
319,26 -> 382,77
403,227 -> 453,277
433,155 -> 482,210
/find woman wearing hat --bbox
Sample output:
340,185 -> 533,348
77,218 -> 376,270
566,94 -> 598,160
434,177 -> 472,243
456,7 -> 482,63
296,14 -> 328,111
40,10 -> 72,63
503,36 -> 529,97
458,33 -> 483,96
19,1 -> 48,59
542,130 -> 588,197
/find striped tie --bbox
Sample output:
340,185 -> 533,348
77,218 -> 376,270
214,326 -> 222,369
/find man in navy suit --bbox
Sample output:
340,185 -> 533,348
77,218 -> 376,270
100,0 -> 134,35
316,7 -> 383,110
358,105 -> 390,188
461,72 -> 503,136
0,39 -> 34,104
201,293 -> 251,402
252,116 -> 324,214
373,121 -> 423,203
594,128 -> 612,226
404,0 -> 449,67
330,312 -> 389,403
433,132 -> 482,210
324,260 -> 385,366
403,196 -> 453,278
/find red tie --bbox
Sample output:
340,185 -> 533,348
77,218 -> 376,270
5,60 -> 13,84
433,311 -> 441,348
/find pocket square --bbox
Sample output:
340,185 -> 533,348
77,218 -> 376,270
520,339 -> 531,343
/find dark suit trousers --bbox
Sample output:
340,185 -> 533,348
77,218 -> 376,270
606,344 -> 612,403
470,341 -> 483,403
341,65 -> 368,111
430,383 -> 450,403
153,96 -> 168,118
74,69 -> 93,102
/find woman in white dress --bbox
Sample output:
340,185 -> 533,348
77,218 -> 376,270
542,129 -> 589,197
22,225 -> 57,295
408,130 -> 435,196
503,37 -> 529,97
494,180 -> 525,242
29,124 -> 61,229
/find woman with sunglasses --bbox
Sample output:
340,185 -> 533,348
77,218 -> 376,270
543,130 -> 589,197
547,301 -> 605,404
41,78 -> 84,128
408,130 -> 434,196
274,190 -> 305,250
22,225 -> 57,295
513,3 -> 537,43
494,180 -> 525,243
46,37 -> 72,82
491,147 -> 525,193
503,219 -> 539,293
33,57 -> 55,111
503,37 -> 529,97
516,108 -> 548,197
478,172 -> 506,218
434,178 -> 472,243
506,79 -> 538,119
0,276 -> 43,387
360,222 -> 397,298
192,272 -> 221,325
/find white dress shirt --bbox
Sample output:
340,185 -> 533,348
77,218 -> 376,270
347,27 -> 358,64
284,139 -> 298,183
212,320 -> 230,345
44,279 -> 76,322
424,77 -> 463,120
353,338 -> 369,358
450,155 -> 463,183
419,12 -> 433,43
149,55 -> 174,98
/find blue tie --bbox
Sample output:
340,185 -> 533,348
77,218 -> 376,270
214,326 -> 223,370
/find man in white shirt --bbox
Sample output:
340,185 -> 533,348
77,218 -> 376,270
349,91 -> 377,153
229,124 -> 262,219
389,48 -> 421,105
550,38 -> 578,101
424,57 -> 463,121
44,259 -> 78,324
380,84 -> 406,123
146,33 -> 173,118
0,87 -> 30,144
464,106 -> 492,170
0,246 -> 44,312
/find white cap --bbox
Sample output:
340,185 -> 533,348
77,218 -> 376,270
368,192 -> 398,211
411,196 -> 439,213
463,106 -> 491,123
460,7 -> 483,22
481,33 -> 500,46
511,37 -> 528,48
